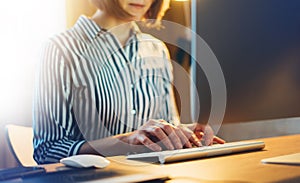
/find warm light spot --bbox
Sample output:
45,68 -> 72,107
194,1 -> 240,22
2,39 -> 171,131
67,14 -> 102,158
0,0 -> 66,124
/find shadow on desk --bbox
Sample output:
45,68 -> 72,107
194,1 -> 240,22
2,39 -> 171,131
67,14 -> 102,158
20,165 -> 169,183
274,176 -> 300,183
21,167 -> 120,183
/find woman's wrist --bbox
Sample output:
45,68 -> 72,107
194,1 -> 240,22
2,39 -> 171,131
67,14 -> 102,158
78,132 -> 148,156
114,132 -> 133,144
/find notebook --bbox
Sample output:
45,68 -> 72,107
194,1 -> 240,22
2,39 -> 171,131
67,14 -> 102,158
261,153 -> 300,165
127,140 -> 265,164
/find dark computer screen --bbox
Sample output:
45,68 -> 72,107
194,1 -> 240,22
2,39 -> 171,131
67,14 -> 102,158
192,0 -> 300,123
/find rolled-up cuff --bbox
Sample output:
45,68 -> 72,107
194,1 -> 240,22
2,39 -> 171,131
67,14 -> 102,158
68,140 -> 86,156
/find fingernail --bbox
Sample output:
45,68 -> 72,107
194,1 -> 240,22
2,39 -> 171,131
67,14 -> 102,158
197,141 -> 202,147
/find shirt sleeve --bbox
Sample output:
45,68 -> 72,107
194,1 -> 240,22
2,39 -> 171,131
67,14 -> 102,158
33,40 -> 85,164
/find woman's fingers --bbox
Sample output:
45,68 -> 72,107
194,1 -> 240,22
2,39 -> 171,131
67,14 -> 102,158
192,124 -> 215,146
195,131 -> 204,141
146,126 -> 174,150
213,136 -> 226,144
178,125 -> 201,147
156,122 -> 183,149
185,123 -> 226,146
146,119 -> 186,149
141,119 -> 182,150
136,133 -> 162,151
174,127 -> 193,148
204,134 -> 214,146
136,120 -> 226,151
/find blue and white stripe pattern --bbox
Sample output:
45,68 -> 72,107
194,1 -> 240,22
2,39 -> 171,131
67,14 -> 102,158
33,15 -> 179,164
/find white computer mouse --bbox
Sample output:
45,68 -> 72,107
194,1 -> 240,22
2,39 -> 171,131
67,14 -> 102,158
60,154 -> 110,168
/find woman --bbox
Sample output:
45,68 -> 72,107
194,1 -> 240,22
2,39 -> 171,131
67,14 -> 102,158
33,0 -> 224,164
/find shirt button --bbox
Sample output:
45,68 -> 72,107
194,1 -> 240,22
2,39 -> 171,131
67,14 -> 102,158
131,109 -> 136,115
130,84 -> 134,89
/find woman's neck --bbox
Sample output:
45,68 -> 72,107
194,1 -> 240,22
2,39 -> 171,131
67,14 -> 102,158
92,10 -> 134,46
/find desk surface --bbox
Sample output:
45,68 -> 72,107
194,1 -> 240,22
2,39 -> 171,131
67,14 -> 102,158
29,134 -> 300,182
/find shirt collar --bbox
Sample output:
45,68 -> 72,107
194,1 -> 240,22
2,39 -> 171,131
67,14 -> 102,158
130,22 -> 142,35
74,15 -> 102,42
74,15 -> 142,42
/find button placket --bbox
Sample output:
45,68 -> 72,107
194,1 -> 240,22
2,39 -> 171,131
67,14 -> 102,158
129,65 -> 137,117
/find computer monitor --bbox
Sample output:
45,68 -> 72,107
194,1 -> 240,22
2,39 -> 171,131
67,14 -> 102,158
191,0 -> 300,123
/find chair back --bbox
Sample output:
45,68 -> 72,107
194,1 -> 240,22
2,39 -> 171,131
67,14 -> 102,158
5,124 -> 37,166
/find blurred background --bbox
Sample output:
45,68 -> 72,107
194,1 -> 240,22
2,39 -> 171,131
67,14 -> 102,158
0,0 -> 66,169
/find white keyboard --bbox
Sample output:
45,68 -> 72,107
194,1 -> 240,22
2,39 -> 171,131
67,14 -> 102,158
127,141 -> 265,164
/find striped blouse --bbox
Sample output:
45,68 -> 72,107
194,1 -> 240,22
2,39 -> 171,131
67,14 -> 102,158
33,15 -> 179,164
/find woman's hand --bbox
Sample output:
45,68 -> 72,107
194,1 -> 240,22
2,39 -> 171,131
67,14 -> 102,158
123,119 -> 202,152
120,119 -> 226,152
178,123 -> 225,146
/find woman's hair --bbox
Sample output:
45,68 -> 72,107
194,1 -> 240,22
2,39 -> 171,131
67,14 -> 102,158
90,0 -> 170,28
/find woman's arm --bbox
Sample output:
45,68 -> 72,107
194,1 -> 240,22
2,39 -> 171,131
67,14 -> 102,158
33,40 -> 85,164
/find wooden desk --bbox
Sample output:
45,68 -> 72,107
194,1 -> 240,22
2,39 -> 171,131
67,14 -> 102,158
162,134 -> 300,182
105,134 -> 300,183
15,135 -> 300,183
